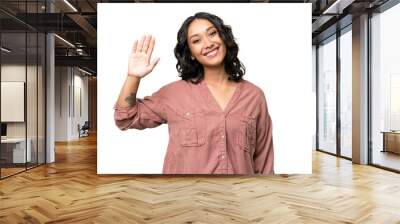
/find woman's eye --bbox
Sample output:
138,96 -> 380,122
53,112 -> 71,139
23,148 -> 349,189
210,31 -> 217,36
192,39 -> 200,44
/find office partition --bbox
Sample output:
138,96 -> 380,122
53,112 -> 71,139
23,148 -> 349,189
0,1 -> 47,179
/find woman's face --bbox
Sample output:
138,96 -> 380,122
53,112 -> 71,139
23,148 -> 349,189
187,18 -> 227,68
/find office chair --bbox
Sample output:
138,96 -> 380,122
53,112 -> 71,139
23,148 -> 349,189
79,121 -> 90,138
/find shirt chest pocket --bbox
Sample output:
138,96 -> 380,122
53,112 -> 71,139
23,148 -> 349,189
236,116 -> 257,153
177,111 -> 206,147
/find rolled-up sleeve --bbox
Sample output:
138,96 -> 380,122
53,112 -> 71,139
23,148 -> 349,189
254,92 -> 274,175
114,88 -> 168,131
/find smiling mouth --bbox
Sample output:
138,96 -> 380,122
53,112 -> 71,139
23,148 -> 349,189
204,47 -> 219,57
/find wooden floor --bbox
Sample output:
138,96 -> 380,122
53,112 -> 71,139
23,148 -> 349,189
1,162 -> 45,178
0,167 -> 26,178
1,134 -> 400,223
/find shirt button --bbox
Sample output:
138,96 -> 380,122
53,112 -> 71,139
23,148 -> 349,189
221,155 -> 225,159
186,112 -> 190,116
221,135 -> 225,139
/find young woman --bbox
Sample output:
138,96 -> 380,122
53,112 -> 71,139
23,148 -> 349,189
114,12 -> 274,175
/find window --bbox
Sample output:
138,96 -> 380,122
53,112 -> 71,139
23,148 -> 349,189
318,35 -> 337,155
371,2 -> 400,171
340,27 -> 352,158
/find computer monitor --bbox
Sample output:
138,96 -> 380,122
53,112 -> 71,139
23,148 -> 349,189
1,123 -> 7,137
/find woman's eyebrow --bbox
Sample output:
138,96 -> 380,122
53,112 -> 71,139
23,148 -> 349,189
189,26 -> 216,40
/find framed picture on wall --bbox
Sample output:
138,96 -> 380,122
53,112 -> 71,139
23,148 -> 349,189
1,81 -> 25,122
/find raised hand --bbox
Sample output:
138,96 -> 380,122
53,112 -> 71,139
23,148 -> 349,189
127,35 -> 160,78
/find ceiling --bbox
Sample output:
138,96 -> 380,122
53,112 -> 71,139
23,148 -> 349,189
0,0 -> 392,75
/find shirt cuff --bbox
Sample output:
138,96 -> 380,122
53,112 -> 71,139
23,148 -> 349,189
114,102 -> 138,120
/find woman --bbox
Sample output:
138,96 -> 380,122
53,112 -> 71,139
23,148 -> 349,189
114,12 -> 274,175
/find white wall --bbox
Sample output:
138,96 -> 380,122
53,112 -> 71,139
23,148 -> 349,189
1,65 -> 39,138
1,64 -> 46,164
55,66 -> 89,141
55,66 -> 69,141
73,72 -> 89,137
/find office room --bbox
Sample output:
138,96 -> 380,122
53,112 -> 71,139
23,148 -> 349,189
0,0 -> 399,223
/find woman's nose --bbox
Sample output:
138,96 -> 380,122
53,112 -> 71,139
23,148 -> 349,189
203,37 -> 214,48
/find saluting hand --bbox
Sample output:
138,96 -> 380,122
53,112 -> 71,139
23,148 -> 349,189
128,34 -> 160,78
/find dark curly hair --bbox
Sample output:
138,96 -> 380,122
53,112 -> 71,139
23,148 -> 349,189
174,12 -> 246,84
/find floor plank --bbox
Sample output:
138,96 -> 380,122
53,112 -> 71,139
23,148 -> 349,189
0,133 -> 400,223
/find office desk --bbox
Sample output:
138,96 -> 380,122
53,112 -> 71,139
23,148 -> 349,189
1,138 -> 32,163
381,131 -> 400,154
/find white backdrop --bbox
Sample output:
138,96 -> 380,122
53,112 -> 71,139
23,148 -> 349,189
97,3 -> 312,174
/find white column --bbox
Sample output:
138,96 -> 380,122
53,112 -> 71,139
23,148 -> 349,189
46,1 -> 55,163
352,14 -> 369,164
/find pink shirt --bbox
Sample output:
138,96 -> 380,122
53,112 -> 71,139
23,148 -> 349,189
114,79 -> 274,175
